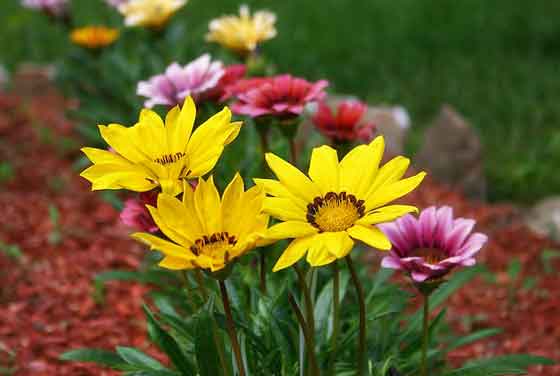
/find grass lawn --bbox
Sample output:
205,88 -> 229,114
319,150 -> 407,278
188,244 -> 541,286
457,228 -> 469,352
2,0 -> 560,203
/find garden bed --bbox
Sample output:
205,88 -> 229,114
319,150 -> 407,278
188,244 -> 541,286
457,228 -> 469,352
0,89 -> 558,375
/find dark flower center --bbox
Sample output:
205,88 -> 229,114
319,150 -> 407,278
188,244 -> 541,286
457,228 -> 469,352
190,232 -> 238,263
306,191 -> 365,232
154,152 -> 186,165
410,247 -> 445,264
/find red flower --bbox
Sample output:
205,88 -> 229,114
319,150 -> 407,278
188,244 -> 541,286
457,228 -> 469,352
202,64 -> 247,102
231,74 -> 328,119
312,100 -> 376,143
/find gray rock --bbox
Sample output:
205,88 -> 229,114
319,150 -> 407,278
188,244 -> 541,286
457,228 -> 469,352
415,105 -> 486,200
525,196 -> 560,241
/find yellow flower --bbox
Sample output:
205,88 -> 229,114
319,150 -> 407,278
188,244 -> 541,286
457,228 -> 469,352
80,97 -> 241,196
255,136 -> 426,271
70,26 -> 119,49
118,0 -> 187,28
206,4 -> 276,55
132,174 -> 269,272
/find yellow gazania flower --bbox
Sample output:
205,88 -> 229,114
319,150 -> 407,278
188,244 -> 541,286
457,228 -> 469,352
118,0 -> 187,28
70,26 -> 119,49
255,136 -> 426,271
132,174 -> 269,272
80,96 -> 241,196
206,4 -> 277,55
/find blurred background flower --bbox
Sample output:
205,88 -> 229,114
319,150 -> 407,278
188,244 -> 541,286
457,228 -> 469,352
118,0 -> 187,28
312,100 -> 377,144
231,74 -> 328,119
137,54 -> 225,108
120,190 -> 159,233
70,26 -> 119,49
21,0 -> 68,17
206,4 -> 276,56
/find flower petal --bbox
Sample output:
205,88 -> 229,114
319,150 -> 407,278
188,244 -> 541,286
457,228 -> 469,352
265,153 -> 320,203
132,232 -> 194,260
272,236 -> 314,272
166,96 -> 196,154
357,205 -> 418,225
365,172 -> 426,210
158,256 -> 195,270
266,221 -> 318,240
347,225 -> 391,250
308,145 -> 339,194
339,136 -> 384,197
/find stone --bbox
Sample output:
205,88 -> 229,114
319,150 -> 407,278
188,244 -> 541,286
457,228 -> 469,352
525,196 -> 560,241
415,105 -> 486,200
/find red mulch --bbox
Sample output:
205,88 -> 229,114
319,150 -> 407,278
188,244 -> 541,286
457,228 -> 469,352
0,87 -> 558,375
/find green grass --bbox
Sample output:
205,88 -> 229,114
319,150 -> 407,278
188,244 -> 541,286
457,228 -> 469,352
2,0 -> 560,203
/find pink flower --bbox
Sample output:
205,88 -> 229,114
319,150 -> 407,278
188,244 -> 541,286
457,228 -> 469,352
120,191 -> 159,233
104,0 -> 127,8
21,0 -> 68,16
137,54 -> 225,108
199,64 -> 247,102
312,100 -> 376,143
379,206 -> 488,282
231,74 -> 328,119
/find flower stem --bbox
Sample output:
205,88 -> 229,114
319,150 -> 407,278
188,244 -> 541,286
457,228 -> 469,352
289,138 -> 298,165
194,269 -> 208,299
288,293 -> 320,376
328,261 -> 340,376
219,281 -> 246,376
421,294 -> 430,376
293,264 -> 315,338
345,255 -> 366,376
259,252 -> 267,295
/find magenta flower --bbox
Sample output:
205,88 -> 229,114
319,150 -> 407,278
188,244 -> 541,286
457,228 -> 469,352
120,191 -> 159,233
21,0 -> 68,17
231,74 -> 328,119
104,0 -> 127,8
137,54 -> 225,108
379,206 -> 487,282
312,100 -> 376,143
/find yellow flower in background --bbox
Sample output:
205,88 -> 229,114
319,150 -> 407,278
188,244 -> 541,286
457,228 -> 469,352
255,136 -> 426,271
80,97 -> 241,196
133,174 -> 270,272
118,0 -> 187,28
70,26 -> 119,49
206,4 -> 276,55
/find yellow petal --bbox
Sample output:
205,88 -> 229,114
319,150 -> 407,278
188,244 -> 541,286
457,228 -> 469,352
80,164 -> 156,192
306,236 -> 336,267
221,173 -> 245,232
272,236 -> 314,272
308,145 -> 339,194
98,124 -> 147,163
263,197 -> 306,222
339,136 -> 384,197
356,205 -> 418,225
347,225 -> 391,250
365,172 -> 426,210
265,153 -> 320,203
158,256 -> 195,270
136,110 -> 167,160
321,231 -> 354,258
153,195 -> 200,243
81,147 -> 130,166
367,156 -> 410,195
253,178 -> 307,208
194,176 -> 222,234
132,232 -> 194,259
166,96 -> 196,154
266,221 -> 317,240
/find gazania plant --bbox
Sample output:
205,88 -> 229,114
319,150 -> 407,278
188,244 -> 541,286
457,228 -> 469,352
49,2 -> 553,376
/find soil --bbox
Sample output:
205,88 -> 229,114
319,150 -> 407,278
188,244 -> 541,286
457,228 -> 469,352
0,86 -> 558,375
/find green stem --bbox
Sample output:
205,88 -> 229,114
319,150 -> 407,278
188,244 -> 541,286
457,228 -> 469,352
293,265 -> 315,339
345,255 -> 366,376
421,294 -> 430,376
328,261 -> 340,376
194,269 -> 208,299
288,293 -> 320,376
289,138 -> 298,165
219,281 -> 246,376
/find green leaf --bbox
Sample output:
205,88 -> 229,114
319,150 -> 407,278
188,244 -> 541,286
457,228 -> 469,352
143,306 -> 196,375
59,348 -> 124,367
446,328 -> 502,351
116,346 -> 166,370
446,354 -> 554,375
95,269 -> 180,287
194,298 -> 224,376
